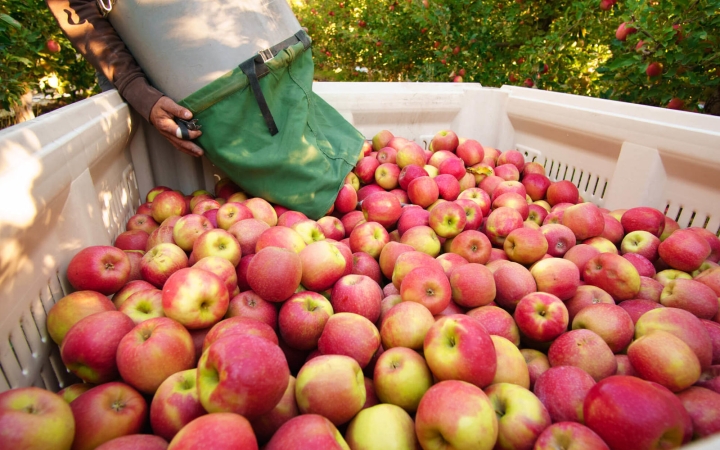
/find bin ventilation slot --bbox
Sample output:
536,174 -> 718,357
0,365 -> 9,392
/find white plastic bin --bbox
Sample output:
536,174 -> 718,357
1,83 -> 719,447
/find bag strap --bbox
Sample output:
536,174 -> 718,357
238,30 -> 312,136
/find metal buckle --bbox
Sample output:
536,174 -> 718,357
96,0 -> 116,17
177,118 -> 201,131
258,48 -> 274,63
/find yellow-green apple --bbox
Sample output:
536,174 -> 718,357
198,334 -> 289,418
202,316 -> 278,351
503,227 -> 548,265
400,265 -> 452,315
215,202 -> 252,230
246,247 -> 302,302
446,229 -> 492,263
636,276 -> 664,301
391,250 -> 443,289
146,225 -> 176,251
687,227 -> 720,263
227,218 -> 269,255
621,230 -> 660,262
458,187 -> 492,217
484,207 -> 524,247
0,387 -> 74,450
67,246 -> 130,295
533,366 -> 596,423
430,130 -> 459,152
295,354 -> 366,425
193,256 -> 237,296
661,278 -> 719,319
227,290 -> 277,330
192,229 -> 241,267
490,261 -> 537,311
514,292 -> 569,342
584,375 -> 690,450
565,285 -> 614,322
676,386 -> 720,438
151,191 -> 188,223
374,163 -> 401,190
539,224 -> 575,257
150,368 -> 206,441
167,413 -> 257,450
397,141 -> 428,167
250,376 -> 299,445
351,251 -> 382,284
546,181 -> 579,206
485,383 -> 551,449
345,403 -> 418,449
162,267 -> 229,329
618,299 -> 663,324
494,164 -> 520,182
372,131 -> 393,151
380,301 -> 434,350
599,213 -> 624,246
428,201 -> 467,239
318,313 -> 380,369
634,307 -> 713,368
489,335 -> 530,388
423,314 -> 497,388
70,382 -> 147,450
527,204 -> 549,226
373,346 -> 433,413
95,434 -> 168,449
531,258 -> 580,301
534,422 -> 610,450
127,213 -> 160,234
317,216 -> 345,241
449,263 -> 495,308
46,290 -> 115,345
583,236 -> 618,254
265,413 -> 350,450
620,206 -> 665,237
331,274 -> 382,322
60,311 -> 134,384
243,197 -> 278,227
563,244 -> 600,275
572,303 -> 634,353
118,288 -> 164,324
254,226 -> 306,254
400,225 -> 441,257
114,230 -> 150,252
434,174 -> 461,201
627,330 -> 701,392
192,198 -> 221,215
659,229 -> 712,273
561,202 -> 605,241
299,240 -> 348,291
278,291 -> 332,350
467,305 -> 520,346
548,329 -> 617,382
522,174 -> 551,202
58,383 -> 95,403
140,243 -> 188,288
116,317 -> 194,394
415,380 -> 498,450
583,253 -> 641,301
693,260 -> 720,278
622,253 -> 656,277
291,219 -> 326,245
521,349 -> 550,390
349,221 -> 390,259
407,176 -> 439,208
655,268 -> 692,286
354,156 -> 381,185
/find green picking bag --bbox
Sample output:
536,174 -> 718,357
178,34 -> 364,219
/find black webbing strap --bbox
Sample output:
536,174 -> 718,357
238,30 -> 312,136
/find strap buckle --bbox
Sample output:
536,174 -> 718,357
96,0 -> 116,17
258,48 -> 274,63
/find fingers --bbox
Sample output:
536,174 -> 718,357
166,133 -> 204,157
157,96 -> 192,120
149,96 -> 203,156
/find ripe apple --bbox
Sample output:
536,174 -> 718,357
485,206 -> 524,247
494,164 -> 520,182
373,346 -> 433,413
522,174 -> 552,201
46,290 -> 115,345
428,200 -> 467,238
467,305 -> 520,346
192,229 -> 241,266
446,229 -> 492,264
415,380 -> 498,450
299,240 -> 347,291
400,225 -> 441,257
572,303 -> 634,353
118,288 -> 164,324
67,245 -> 130,295
246,246 -> 302,302
430,130 -> 459,152
676,386 -> 720,438
660,278 -> 719,319
167,412 -> 257,449
546,180 -> 579,206
318,312 -> 380,369
659,228 -> 712,272
645,61 -> 663,77
531,258 -> 581,301
491,260 -> 538,311
331,274 -> 382,322
202,316 -> 278,351
0,387 -> 75,450
151,191 -> 188,223
149,368 -> 206,441
345,403 -> 418,449
162,267 -> 229,329
140,243 -> 188,288
490,335 -> 531,388
407,176 -> 440,208
264,413 -> 349,449
243,197 -> 278,227
391,250 -> 444,289
485,383 -> 551,449
380,301 -> 434,350
615,22 -> 638,41
583,253 -> 641,300
227,219 -> 269,255
562,202 -> 605,240
398,164 -> 429,190
349,220 -> 390,259
534,365 -> 596,423
70,382 -> 147,450
534,422 -> 610,450
548,329 -> 617,382
351,251 -> 382,284
249,376 -> 299,445
317,216 -> 345,241
514,292 -> 569,342
627,330 -> 701,392
400,265 -> 452,315
449,263 -> 495,308
424,314 -> 497,388
456,138 -> 484,166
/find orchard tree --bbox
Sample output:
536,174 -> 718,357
1,0 -> 97,123
292,0 -> 720,113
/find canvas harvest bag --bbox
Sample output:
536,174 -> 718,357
178,32 -> 365,219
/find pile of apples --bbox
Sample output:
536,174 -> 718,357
2,129 -> 720,450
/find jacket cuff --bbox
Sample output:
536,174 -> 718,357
121,77 -> 164,122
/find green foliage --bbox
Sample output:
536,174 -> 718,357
292,0 -> 720,111
0,0 -> 97,111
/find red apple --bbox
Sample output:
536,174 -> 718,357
583,253 -> 641,301
167,413 -> 257,450
161,268 -> 229,329
534,365 -> 596,423
246,246 -> 302,302
331,274 -> 382,323
151,191 -> 188,223
514,292 -> 569,342
47,290 -> 115,345
67,245 -> 130,295
534,422 -> 610,450
546,181 -> 579,206
572,303 -> 634,353
318,312 -> 381,369
265,413 -> 349,449
548,329 -> 617,382
659,229 -> 712,272
627,330 -> 701,392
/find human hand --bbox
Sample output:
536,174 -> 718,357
149,96 -> 204,157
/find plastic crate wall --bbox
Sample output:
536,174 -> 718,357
0,92 -> 139,392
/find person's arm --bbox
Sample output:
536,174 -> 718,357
46,0 -> 203,156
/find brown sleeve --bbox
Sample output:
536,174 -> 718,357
45,0 -> 163,121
